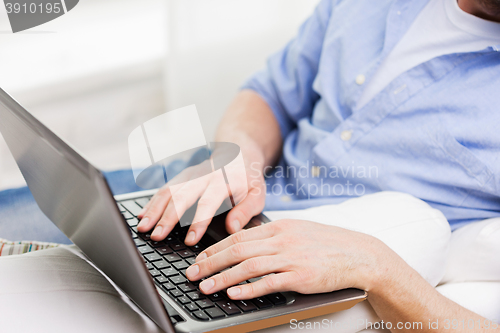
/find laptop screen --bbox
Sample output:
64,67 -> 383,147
0,88 -> 173,332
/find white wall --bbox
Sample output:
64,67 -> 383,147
0,0 -> 167,190
0,0 -> 319,190
165,0 -> 319,141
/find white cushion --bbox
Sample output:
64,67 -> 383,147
265,191 -> 452,287
437,282 -> 500,323
441,218 -> 500,284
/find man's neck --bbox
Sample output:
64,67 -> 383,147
457,0 -> 500,22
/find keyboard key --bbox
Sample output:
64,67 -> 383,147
207,292 -> 225,302
135,197 -> 150,208
173,260 -> 189,270
186,257 -> 196,265
252,297 -> 272,309
195,299 -> 215,309
235,300 -> 257,312
172,229 -> 187,239
248,277 -> 262,283
165,253 -> 182,263
187,291 -> 206,301
162,236 -> 176,244
170,241 -> 186,251
156,245 -> 173,255
205,307 -> 225,319
122,211 -> 134,220
155,275 -> 169,284
192,310 -> 209,321
121,201 -> 142,216
134,238 -> 146,247
178,249 -> 195,258
145,262 -> 154,270
161,268 -> 178,277
177,283 -> 196,293
138,232 -> 152,241
177,296 -> 191,305
170,276 -> 187,285
178,268 -> 188,278
266,293 -> 287,305
138,245 -> 153,255
148,240 -> 165,248
169,289 -> 183,298
149,269 -> 161,277
161,282 -> 176,291
145,253 -> 162,262
216,301 -> 241,315
189,243 -> 206,252
153,260 -> 170,270
184,303 -> 198,312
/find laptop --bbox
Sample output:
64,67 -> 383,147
0,88 -> 366,333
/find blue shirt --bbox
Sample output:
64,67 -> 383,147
243,0 -> 500,230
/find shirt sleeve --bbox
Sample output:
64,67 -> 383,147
241,0 -> 334,139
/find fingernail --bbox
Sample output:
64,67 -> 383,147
196,252 -> 207,262
138,217 -> 149,228
200,278 -> 215,292
186,265 -> 199,279
227,287 -> 241,297
186,231 -> 196,244
231,219 -> 240,232
152,226 -> 163,237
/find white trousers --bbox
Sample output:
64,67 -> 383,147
0,192 -> 499,333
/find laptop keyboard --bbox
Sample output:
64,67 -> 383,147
118,197 -> 288,322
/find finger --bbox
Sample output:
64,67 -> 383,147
196,256 -> 282,294
137,186 -> 172,232
196,224 -> 277,262
137,166 -> 197,220
186,239 -> 275,281
185,177 -> 230,246
226,272 -> 295,300
225,187 -> 265,234
150,178 -> 209,240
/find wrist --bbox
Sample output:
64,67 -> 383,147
356,236 -> 403,295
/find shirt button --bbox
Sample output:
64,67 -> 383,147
280,195 -> 292,202
340,130 -> 353,141
311,166 -> 321,178
355,74 -> 365,85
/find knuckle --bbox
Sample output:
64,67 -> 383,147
205,245 -> 218,257
202,257 -> 215,272
218,272 -> 230,286
245,281 -> 256,296
196,197 -> 211,209
264,276 -> 279,290
229,243 -> 245,259
231,230 -> 246,245
243,258 -> 260,275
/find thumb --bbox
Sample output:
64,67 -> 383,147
225,187 -> 265,234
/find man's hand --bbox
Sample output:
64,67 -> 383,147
136,144 -> 267,246
185,219 -> 399,300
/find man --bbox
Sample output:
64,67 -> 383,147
137,0 -> 500,330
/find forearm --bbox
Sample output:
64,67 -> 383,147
215,90 -> 283,170
367,249 -> 499,332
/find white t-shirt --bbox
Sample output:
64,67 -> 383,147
357,0 -> 500,109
